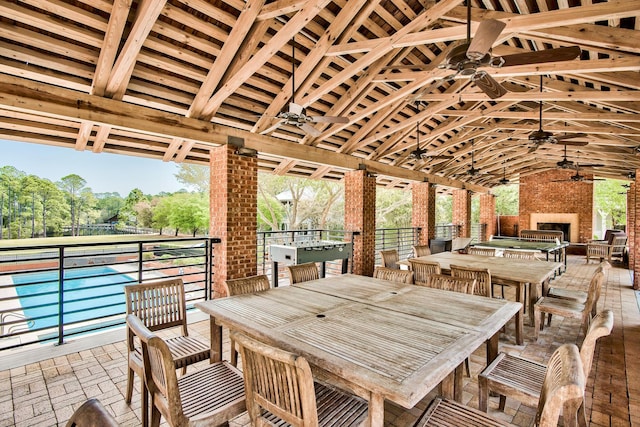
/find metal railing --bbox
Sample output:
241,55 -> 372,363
0,237 -> 218,350
375,227 -> 421,264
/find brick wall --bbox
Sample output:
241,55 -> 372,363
210,145 -> 258,298
519,170 -> 593,243
344,170 -> 376,276
498,215 -> 519,236
479,193 -> 496,238
452,189 -> 471,237
411,182 -> 436,244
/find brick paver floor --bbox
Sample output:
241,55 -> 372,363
0,255 -> 638,426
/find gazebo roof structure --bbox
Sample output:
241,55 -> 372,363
1,0 -> 639,192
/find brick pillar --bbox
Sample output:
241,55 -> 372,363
412,182 -> 436,245
629,182 -> 635,277
479,193 -> 496,240
452,189 -> 472,238
210,145 -> 258,298
344,170 -> 376,277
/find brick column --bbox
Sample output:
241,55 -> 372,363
452,189 -> 472,238
629,182 -> 635,278
210,145 -> 258,298
344,170 -> 376,277
412,182 -> 436,245
479,193 -> 496,240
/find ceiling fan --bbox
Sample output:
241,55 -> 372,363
555,145 -> 603,170
409,121 -> 454,160
261,37 -> 348,137
528,76 -> 588,151
497,166 -> 514,185
436,0 -> 582,99
552,164 -> 605,183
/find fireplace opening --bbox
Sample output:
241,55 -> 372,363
537,222 -> 570,241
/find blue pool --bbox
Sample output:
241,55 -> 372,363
12,267 -> 136,331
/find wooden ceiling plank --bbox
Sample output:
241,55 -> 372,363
188,0 -> 267,119
104,0 -> 168,97
200,0 -> 334,119
299,0 -> 461,107
257,0 -> 307,21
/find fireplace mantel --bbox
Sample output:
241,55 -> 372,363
530,213 -> 579,242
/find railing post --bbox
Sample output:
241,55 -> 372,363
57,246 -> 64,346
137,242 -> 143,283
205,238 -> 211,300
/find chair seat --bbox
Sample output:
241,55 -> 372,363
178,361 -> 246,422
536,296 -> 585,316
263,382 -> 368,427
478,353 -> 546,410
165,335 -> 211,369
547,287 -> 587,303
414,397 -> 506,427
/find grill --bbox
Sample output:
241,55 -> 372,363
269,240 -> 352,286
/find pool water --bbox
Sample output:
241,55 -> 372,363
12,267 -> 136,331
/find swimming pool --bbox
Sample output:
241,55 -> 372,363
12,267 -> 136,331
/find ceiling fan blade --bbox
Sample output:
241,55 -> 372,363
431,155 -> 454,159
466,19 -> 506,60
259,119 -> 284,135
300,123 -> 321,137
579,163 -> 605,168
555,133 -> 588,141
528,145 -> 540,153
309,115 -> 349,124
472,71 -> 508,99
560,140 -> 589,146
500,46 -> 581,67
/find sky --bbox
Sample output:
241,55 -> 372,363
0,139 -> 187,196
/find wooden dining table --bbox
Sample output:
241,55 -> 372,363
196,274 -> 520,427
399,252 -> 562,345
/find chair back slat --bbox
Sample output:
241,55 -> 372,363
425,274 -> 475,294
536,344 -> 585,427
125,279 -> 187,334
233,332 -> 318,426
580,309 -> 613,378
412,245 -> 431,257
408,259 -> 441,286
450,264 -> 492,298
373,267 -> 414,284
224,275 -> 270,296
287,263 -> 320,284
380,249 -> 400,269
468,247 -> 496,257
583,270 -> 606,319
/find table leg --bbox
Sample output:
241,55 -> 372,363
272,261 -> 279,287
486,332 -> 500,366
368,393 -> 384,427
513,282 -> 524,345
529,282 -> 542,326
440,371 -> 454,400
209,317 -> 222,363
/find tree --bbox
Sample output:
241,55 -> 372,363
594,179 -> 627,237
152,197 -> 174,235
95,192 -> 124,223
121,188 -> 147,225
0,166 -> 26,239
176,164 -> 209,193
169,193 -> 208,236
493,185 -> 519,216
376,188 -> 411,229
57,174 -> 87,236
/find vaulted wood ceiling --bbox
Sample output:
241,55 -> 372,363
1,0 -> 639,193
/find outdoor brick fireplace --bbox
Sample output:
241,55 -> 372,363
519,170 -> 593,243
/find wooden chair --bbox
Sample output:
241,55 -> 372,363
232,331 -> 368,426
224,274 -> 271,366
547,262 -> 610,318
66,398 -> 119,427
124,279 -> 211,427
534,269 -> 606,341
127,314 -> 246,427
408,259 -> 441,286
287,262 -> 319,284
373,266 -> 414,284
425,274 -> 476,294
468,247 -> 496,257
412,244 -> 431,257
450,264 -> 492,298
379,249 -> 400,269
414,344 -> 586,427
503,249 -> 538,260
478,309 -> 613,413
